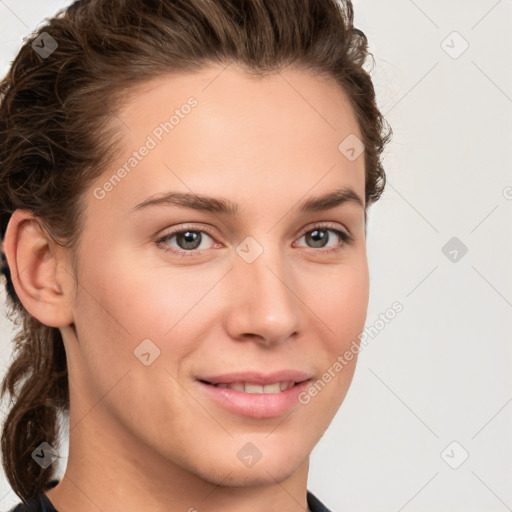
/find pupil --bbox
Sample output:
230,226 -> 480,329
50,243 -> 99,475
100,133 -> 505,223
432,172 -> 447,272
178,231 -> 201,250
307,229 -> 327,248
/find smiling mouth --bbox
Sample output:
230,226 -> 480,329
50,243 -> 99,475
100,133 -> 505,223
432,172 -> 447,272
199,380 -> 300,393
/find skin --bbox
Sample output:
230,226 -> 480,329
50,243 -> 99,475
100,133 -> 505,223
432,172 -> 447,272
4,63 -> 369,512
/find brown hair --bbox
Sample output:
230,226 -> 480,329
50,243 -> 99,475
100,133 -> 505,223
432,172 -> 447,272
0,0 -> 391,503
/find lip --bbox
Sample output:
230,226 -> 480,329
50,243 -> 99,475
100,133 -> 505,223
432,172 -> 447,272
195,370 -> 313,419
198,370 -> 312,386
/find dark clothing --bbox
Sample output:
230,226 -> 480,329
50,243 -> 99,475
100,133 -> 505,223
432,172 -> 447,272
9,479 -> 333,512
307,490 -> 333,512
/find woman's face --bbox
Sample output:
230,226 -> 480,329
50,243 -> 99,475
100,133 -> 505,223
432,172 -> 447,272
65,64 -> 369,486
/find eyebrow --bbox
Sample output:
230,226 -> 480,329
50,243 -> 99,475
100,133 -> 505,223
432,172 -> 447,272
131,186 -> 365,215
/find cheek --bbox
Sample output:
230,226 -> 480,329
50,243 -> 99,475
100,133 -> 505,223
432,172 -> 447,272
68,251 -> 203,426
75,244 -> 206,336
307,260 -> 369,350
303,265 -> 368,421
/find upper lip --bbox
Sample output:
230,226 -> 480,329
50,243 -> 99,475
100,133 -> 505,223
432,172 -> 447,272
198,370 -> 313,386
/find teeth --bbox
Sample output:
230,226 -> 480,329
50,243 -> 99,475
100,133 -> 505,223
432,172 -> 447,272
245,383 -> 263,394
263,383 -> 281,393
213,381 -> 295,393
280,381 -> 293,391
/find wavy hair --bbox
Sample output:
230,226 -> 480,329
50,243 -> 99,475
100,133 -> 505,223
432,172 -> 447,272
0,0 -> 391,503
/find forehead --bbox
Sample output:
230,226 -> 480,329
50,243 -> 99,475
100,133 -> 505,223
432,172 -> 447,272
92,65 -> 365,215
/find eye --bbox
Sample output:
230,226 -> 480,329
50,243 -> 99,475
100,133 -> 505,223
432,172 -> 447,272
155,224 -> 218,258
155,222 -> 353,259
294,223 -> 353,253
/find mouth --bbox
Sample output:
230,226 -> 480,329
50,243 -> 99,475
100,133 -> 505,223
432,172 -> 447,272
199,379 -> 300,394
195,371 -> 313,419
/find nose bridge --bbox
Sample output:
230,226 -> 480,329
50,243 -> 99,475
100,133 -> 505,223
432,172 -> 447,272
226,234 -> 302,343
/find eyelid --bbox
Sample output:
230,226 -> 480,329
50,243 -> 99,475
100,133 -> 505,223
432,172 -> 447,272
158,223 -> 217,239
154,223 -> 219,249
299,220 -> 351,239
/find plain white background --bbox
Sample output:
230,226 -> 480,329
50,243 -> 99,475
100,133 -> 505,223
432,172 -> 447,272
1,1 -> 511,511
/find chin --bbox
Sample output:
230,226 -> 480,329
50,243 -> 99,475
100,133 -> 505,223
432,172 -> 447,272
203,462 -> 301,488
194,444 -> 307,488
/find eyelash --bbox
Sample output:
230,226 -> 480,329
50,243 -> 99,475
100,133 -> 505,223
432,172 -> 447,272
154,222 -> 354,259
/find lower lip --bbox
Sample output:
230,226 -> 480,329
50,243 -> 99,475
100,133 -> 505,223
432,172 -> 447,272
196,380 -> 312,419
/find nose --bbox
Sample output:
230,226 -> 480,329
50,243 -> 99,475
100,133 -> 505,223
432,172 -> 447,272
223,241 -> 303,347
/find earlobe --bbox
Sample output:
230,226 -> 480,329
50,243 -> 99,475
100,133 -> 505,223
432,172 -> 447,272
3,209 -> 74,328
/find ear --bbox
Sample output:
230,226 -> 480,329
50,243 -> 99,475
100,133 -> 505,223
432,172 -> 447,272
2,209 -> 75,328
